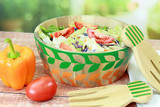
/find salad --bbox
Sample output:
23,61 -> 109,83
39,22 -> 125,52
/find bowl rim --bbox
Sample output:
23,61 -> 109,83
34,15 -> 130,54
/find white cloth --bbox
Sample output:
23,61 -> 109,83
128,50 -> 160,107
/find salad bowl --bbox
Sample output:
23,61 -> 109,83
34,15 -> 132,87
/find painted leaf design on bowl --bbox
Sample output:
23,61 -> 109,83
45,47 -> 55,58
73,54 -> 86,64
88,64 -> 100,73
88,73 -> 100,81
88,55 -> 101,63
47,57 -> 55,64
118,51 -> 125,59
62,72 -> 72,78
102,70 -> 113,80
39,51 -> 45,59
73,64 -> 85,72
102,62 -> 115,71
58,53 -> 71,62
75,74 -> 87,81
60,62 -> 71,69
125,56 -> 130,64
114,59 -> 125,68
104,55 -> 116,61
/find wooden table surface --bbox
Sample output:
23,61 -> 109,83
0,31 -> 160,107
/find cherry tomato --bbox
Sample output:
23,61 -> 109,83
60,42 -> 77,51
50,34 -> 53,38
54,27 -> 74,38
26,76 -> 57,102
74,22 -> 98,29
87,28 -> 114,44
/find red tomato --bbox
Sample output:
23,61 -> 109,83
50,34 -> 53,38
54,27 -> 74,38
54,31 -> 62,38
26,76 -> 57,102
74,22 -> 98,29
87,28 -> 114,44
60,42 -> 77,52
62,27 -> 75,38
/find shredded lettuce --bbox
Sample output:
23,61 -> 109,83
98,25 -> 108,31
40,25 -> 65,36
96,29 -> 109,35
39,33 -> 54,46
52,36 -> 67,48
107,26 -> 122,38
39,24 -> 124,52
39,32 -> 48,39
96,26 -> 122,37
70,26 -> 87,37
83,38 -> 104,52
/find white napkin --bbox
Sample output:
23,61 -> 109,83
128,50 -> 160,107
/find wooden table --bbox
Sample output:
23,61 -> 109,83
0,31 -> 159,107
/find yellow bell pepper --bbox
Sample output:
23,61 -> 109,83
0,38 -> 35,89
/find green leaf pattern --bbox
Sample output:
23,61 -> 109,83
48,57 -> 55,64
114,59 -> 125,68
73,64 -> 85,72
35,36 -> 132,73
102,62 -> 115,71
88,64 -> 100,73
60,62 -> 71,69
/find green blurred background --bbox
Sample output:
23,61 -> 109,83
0,0 -> 160,39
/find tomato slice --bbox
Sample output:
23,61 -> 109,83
62,27 -> 75,38
60,42 -> 77,52
54,31 -> 62,38
54,27 -> 74,38
74,22 -> 98,29
87,28 -> 114,44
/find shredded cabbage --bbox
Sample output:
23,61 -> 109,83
39,24 -> 124,52
52,36 -> 67,48
70,26 -> 87,37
